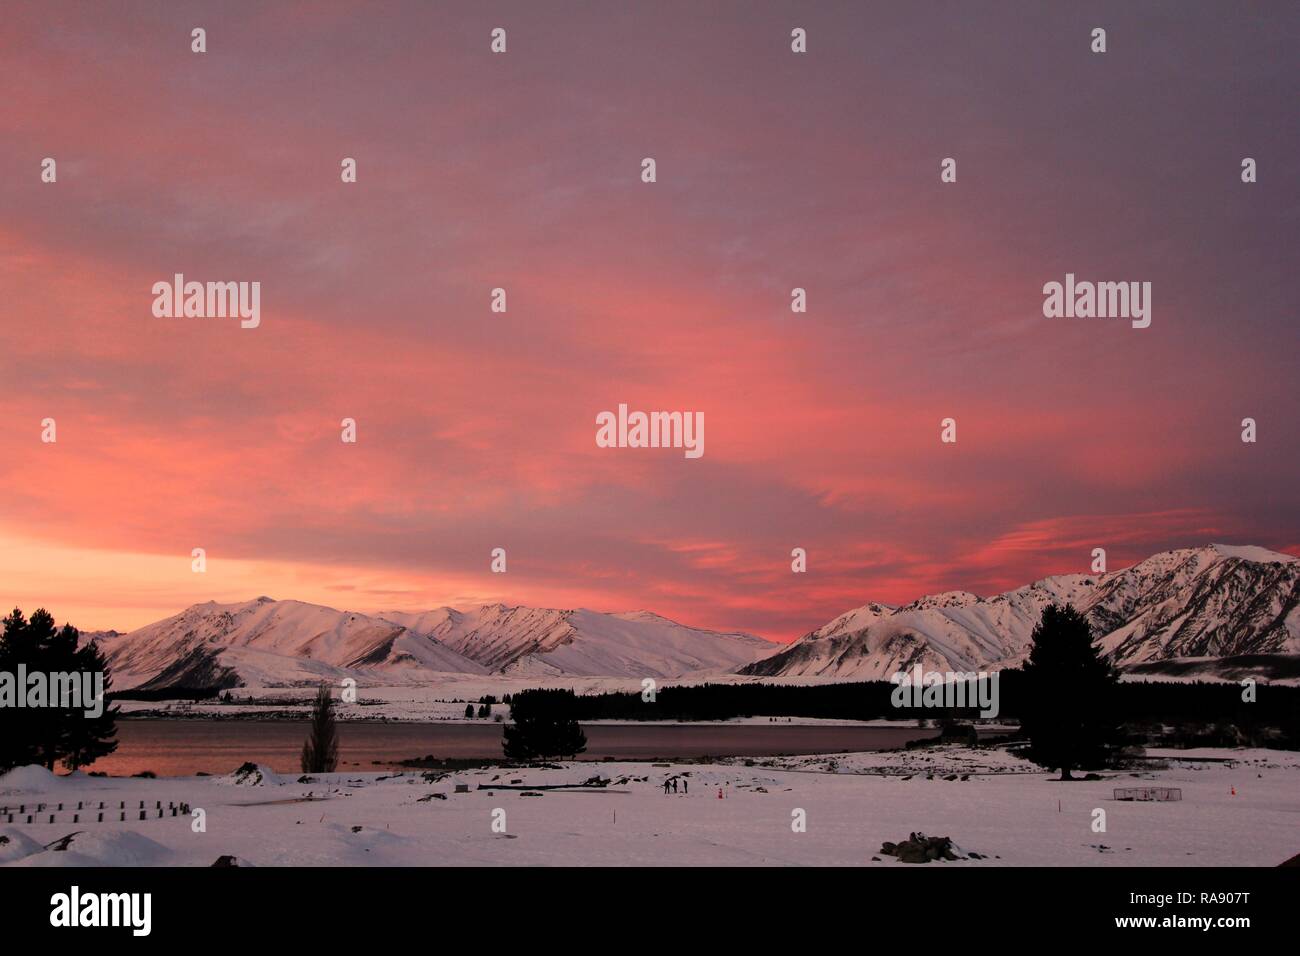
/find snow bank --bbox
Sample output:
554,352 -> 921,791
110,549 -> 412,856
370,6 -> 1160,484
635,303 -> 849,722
13,830 -> 174,867
0,765 -> 62,794
216,763 -> 283,787
0,827 -> 47,864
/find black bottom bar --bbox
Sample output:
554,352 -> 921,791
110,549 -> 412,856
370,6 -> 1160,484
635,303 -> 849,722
2,865 -> 1292,941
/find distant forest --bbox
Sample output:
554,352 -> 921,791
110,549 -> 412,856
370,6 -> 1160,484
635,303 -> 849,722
508,675 -> 1299,749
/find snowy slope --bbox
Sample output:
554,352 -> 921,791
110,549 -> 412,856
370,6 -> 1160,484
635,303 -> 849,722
100,598 -> 487,690
100,599 -> 774,689
743,544 -> 1300,679
1089,545 -> 1300,664
380,605 -> 773,678
94,544 -> 1296,689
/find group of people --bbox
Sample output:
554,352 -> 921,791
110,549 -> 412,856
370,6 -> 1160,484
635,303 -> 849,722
661,776 -> 688,795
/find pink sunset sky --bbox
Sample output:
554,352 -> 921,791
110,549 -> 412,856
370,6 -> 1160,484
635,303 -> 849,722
1,2 -> 1296,641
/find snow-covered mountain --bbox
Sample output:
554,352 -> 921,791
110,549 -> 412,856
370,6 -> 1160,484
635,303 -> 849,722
99,597 -> 488,690
98,598 -> 773,689
381,605 -> 773,678
741,545 -> 1300,679
91,544 -> 1299,689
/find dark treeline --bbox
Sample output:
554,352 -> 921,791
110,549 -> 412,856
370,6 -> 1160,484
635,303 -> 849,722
516,675 -> 1298,747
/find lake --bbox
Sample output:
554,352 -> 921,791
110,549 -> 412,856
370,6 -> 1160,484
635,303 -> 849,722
88,720 -> 947,776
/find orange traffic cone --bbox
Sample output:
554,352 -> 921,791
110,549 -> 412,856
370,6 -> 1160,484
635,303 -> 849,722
1230,786 -> 1236,796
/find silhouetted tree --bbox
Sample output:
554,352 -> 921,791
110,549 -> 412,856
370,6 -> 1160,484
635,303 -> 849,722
300,683 -> 339,773
1019,604 -> 1123,779
0,608 -> 119,772
62,637 -> 119,771
477,703 -> 490,718
464,703 -> 475,718
503,688 -> 587,762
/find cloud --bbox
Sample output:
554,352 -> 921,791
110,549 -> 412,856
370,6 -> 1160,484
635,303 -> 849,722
1,1 -> 1295,639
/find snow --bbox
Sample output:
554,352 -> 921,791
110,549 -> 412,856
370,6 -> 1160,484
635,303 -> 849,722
101,598 -> 488,690
0,765 -> 62,793
1210,543 -> 1298,564
746,544 -> 1300,679
0,746 -> 1294,867
214,764 -> 284,787
0,828 -> 46,863
104,599 -> 775,690
95,543 -> 1299,692
15,831 -> 174,867
384,604 -> 772,677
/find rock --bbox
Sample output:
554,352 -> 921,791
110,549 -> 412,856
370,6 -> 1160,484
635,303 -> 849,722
897,843 -> 930,864
880,831 -> 979,864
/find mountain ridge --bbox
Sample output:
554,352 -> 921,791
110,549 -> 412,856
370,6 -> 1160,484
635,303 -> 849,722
92,543 -> 1299,689
98,598 -> 774,689
740,544 -> 1300,679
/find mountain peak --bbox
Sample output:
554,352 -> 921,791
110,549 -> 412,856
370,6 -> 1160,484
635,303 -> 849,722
1208,543 -> 1298,564
106,597 -> 775,688
744,543 -> 1300,680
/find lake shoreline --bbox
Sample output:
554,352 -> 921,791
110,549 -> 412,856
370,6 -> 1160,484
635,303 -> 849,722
83,718 -> 972,777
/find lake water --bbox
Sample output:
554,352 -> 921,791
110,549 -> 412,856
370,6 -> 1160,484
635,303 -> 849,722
88,720 -> 945,776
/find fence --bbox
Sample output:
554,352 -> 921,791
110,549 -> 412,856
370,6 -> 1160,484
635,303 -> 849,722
1,799 -> 192,824
1113,786 -> 1182,802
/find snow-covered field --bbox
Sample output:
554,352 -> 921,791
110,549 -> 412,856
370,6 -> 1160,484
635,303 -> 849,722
2,746 -> 1295,867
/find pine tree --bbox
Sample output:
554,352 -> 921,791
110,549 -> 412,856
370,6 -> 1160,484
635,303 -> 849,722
502,688 -> 587,762
0,607 -> 119,772
300,683 -> 340,773
61,637 -> 120,771
1019,603 -> 1123,779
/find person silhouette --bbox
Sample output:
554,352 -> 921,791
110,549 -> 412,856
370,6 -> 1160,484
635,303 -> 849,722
662,779 -> 671,795
671,778 -> 678,793
683,779 -> 688,795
